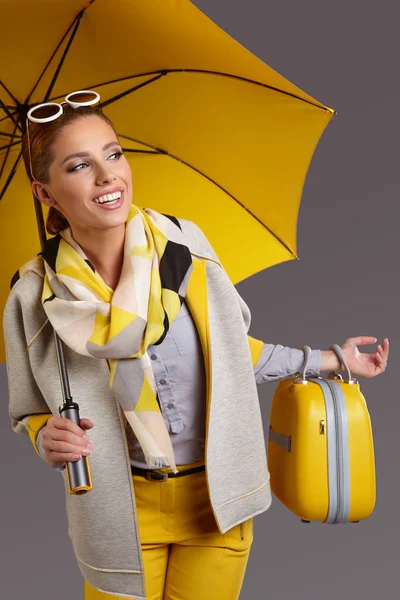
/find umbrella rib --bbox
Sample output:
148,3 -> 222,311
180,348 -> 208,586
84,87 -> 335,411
121,148 -> 159,155
117,133 -> 297,258
0,99 -> 22,133
0,140 -> 20,152
52,69 -> 334,114
0,80 -> 19,106
0,131 -> 21,139
0,109 -> 18,126
99,73 -> 167,109
180,69 -> 334,112
43,13 -> 85,102
0,150 -> 22,201
0,122 -> 20,179
25,1 -> 95,104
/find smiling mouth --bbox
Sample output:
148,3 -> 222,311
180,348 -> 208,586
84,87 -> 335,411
93,190 -> 122,205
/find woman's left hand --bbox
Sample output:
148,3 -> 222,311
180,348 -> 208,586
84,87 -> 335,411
341,336 -> 389,379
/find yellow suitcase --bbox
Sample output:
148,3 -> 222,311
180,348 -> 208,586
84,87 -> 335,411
268,344 -> 376,524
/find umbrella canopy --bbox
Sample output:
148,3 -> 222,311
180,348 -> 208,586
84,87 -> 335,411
0,0 -> 335,361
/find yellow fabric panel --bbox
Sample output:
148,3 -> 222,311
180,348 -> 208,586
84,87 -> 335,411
108,306 -> 136,341
247,335 -> 264,368
161,288 -> 181,318
130,243 -> 153,259
135,375 -> 160,413
88,312 -> 111,347
1,0 -> 332,106
26,413 -> 52,460
104,73 -> 332,282
59,266 -> 112,302
52,0 -> 327,105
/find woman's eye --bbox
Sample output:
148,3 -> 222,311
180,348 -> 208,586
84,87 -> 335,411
68,162 -> 88,172
67,151 -> 123,173
108,151 -> 123,160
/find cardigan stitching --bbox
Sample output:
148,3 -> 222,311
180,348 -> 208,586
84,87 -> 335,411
76,552 -> 143,574
27,318 -> 49,351
215,479 -> 270,508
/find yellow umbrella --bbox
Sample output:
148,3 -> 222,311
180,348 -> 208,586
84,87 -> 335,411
0,0 -> 335,361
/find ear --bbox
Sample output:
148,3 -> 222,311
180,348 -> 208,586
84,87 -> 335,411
31,180 -> 57,208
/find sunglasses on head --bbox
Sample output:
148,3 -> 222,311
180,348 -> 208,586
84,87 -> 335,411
27,90 -> 101,123
26,90 -> 101,179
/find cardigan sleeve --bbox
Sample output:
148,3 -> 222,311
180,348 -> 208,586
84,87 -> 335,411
183,219 -> 322,382
3,276 -> 54,466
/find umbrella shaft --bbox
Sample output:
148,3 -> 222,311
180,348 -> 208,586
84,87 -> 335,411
54,331 -> 73,402
34,194 -> 73,406
34,196 -> 47,250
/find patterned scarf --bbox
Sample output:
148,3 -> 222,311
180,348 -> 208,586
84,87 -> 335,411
27,204 -> 193,473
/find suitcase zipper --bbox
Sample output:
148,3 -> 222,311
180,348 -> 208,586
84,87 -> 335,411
322,379 -> 350,524
325,380 -> 343,523
310,378 -> 350,524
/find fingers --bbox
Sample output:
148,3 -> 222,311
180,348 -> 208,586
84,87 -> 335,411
376,352 -> 386,367
44,424 -> 91,449
44,440 -> 93,468
43,415 -> 94,468
45,438 -> 93,458
45,449 -> 88,469
377,338 -> 389,362
50,415 -> 89,438
351,336 -> 378,346
80,418 -> 94,430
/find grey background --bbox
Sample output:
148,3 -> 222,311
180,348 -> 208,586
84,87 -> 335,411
1,0 -> 398,598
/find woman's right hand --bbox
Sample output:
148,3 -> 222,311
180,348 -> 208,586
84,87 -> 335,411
42,416 -> 94,469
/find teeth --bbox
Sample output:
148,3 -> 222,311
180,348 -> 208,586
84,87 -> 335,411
94,191 -> 122,204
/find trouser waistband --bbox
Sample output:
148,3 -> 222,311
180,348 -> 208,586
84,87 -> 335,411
131,464 -> 205,481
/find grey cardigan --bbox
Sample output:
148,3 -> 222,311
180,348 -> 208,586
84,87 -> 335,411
4,218 -> 320,599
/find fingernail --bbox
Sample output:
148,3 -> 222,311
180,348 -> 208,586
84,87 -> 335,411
88,442 -> 94,450
72,454 -> 81,460
82,448 -> 90,456
83,434 -> 89,440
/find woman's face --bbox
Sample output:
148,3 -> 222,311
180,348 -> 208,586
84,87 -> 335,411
34,114 -> 132,235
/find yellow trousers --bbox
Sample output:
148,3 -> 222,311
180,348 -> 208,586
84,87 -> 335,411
84,460 -> 253,600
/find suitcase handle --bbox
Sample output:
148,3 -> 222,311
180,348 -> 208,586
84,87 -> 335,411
301,344 -> 355,383
329,343 -> 353,382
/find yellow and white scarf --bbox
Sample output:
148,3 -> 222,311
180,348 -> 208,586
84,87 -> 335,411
28,204 -> 194,473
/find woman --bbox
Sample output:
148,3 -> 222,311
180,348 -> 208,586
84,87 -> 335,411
4,96 -> 389,600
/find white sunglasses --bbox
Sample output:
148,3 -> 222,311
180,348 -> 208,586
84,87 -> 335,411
27,90 -> 101,123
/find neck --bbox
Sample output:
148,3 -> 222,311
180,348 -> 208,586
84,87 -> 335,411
70,224 -> 126,290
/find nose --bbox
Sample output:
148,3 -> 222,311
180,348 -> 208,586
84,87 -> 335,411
95,163 -> 116,184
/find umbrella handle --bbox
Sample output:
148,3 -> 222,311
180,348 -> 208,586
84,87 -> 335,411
59,402 -> 93,494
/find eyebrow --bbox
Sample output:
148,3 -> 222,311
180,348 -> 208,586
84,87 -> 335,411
61,141 -> 121,165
